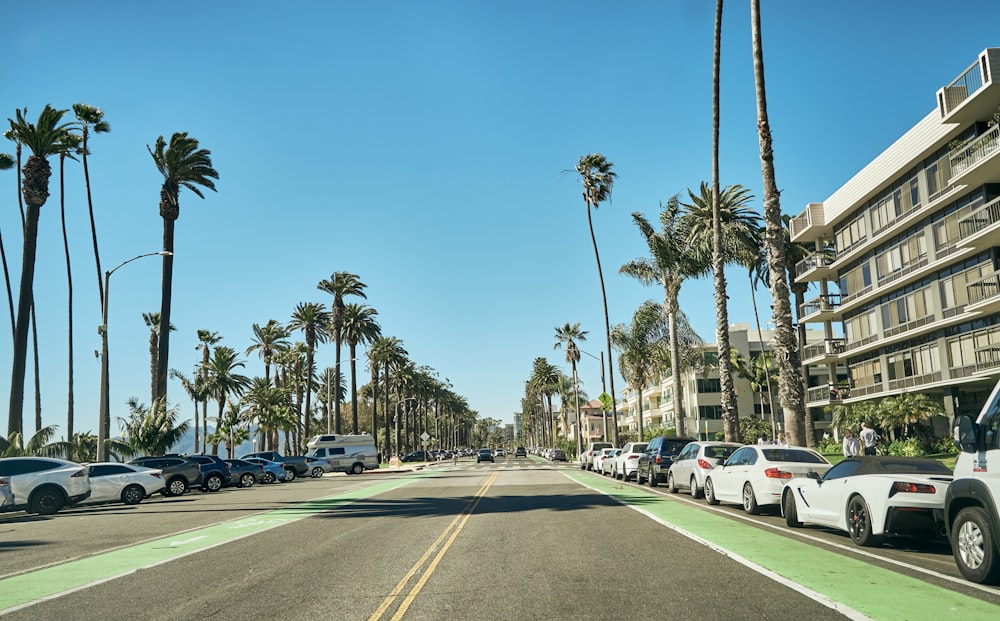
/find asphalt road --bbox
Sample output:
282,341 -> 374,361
1,457 -> 999,620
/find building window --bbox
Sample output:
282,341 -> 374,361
698,405 -> 723,420
697,378 -> 721,393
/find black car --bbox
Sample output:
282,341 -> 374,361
401,451 -> 430,463
637,436 -> 695,486
224,459 -> 264,488
514,447 -> 527,457
476,448 -> 494,463
128,455 -> 203,497
183,454 -> 231,492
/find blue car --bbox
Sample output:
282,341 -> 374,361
243,457 -> 288,484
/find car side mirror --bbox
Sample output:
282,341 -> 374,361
807,470 -> 821,481
954,415 -> 980,453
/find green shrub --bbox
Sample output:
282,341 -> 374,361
817,436 -> 841,454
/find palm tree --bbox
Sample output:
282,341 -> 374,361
148,132 -> 219,404
143,312 -> 175,404
612,301 -> 668,443
317,272 -> 367,434
575,153 -> 620,446
317,366 -> 346,433
195,329 -> 222,451
620,197 -> 703,437
682,182 -> 762,440
116,397 -> 190,457
288,302 -> 331,442
58,132 -> 82,440
0,425 -> 61,457
750,0 -> 806,445
0,151 -> 15,337
370,336 -> 407,457
245,319 -> 290,386
171,368 -> 208,453
72,103 -> 110,308
730,349 -> 779,437
6,105 -> 73,436
202,346 -> 251,455
553,322 -> 587,455
341,303 -> 381,433
528,358 -> 561,445
241,377 -> 291,451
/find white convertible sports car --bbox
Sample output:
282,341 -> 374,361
781,455 -> 953,547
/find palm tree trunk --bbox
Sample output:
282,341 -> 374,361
350,343 -> 359,433
304,349 -> 313,442
8,200 -> 41,437
586,202 -> 619,446
749,273 -> 778,438
81,132 -> 104,307
667,287 -> 685,437
60,153 -> 75,439
334,330 -> 343,434
751,0 -> 806,445
155,214 -> 175,404
0,227 -> 14,339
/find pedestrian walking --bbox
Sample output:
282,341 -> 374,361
842,429 -> 860,457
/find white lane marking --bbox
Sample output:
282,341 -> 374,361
167,536 -> 208,547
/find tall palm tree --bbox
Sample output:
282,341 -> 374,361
730,349 -> 779,437
316,366 -> 346,433
576,153 -> 620,446
620,197 -> 703,437
553,322 -> 587,454
612,301 -> 668,443
195,330 -> 222,451
241,377 -> 291,451
0,151 -> 15,338
288,302 -> 331,442
143,312 -> 175,405
148,132 -> 218,404
317,272 -> 367,434
710,0 -> 729,441
245,319 -> 290,386
682,182 -> 762,441
171,368 -> 207,453
370,336 -> 407,457
341,302 -> 381,434
58,133 -> 82,439
202,346 -> 251,455
71,103 -> 110,308
528,358 -> 561,445
751,0 -> 806,445
6,105 -> 73,436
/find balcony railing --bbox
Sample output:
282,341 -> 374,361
958,195 -> 1000,239
967,272 -> 1000,305
802,338 -> 846,361
950,123 -> 1000,177
939,58 -> 985,116
975,346 -> 1000,372
794,251 -> 836,277
799,294 -> 842,318
806,383 -> 850,403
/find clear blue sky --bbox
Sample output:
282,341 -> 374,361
3,1 -> 999,439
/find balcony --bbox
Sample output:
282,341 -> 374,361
949,123 -> 1000,189
789,203 -> 827,243
938,49 -> 1000,125
799,294 -> 843,323
975,346 -> 1000,372
966,272 -> 1000,315
801,338 -> 846,365
794,250 -> 837,281
958,195 -> 1000,251
805,383 -> 850,406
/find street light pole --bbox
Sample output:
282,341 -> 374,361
97,251 -> 172,461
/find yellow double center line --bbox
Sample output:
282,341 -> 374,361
368,470 -> 499,621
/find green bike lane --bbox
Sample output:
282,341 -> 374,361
570,471 -> 998,621
0,473 -> 431,615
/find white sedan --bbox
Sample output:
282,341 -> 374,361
593,448 -> 618,475
704,445 -> 831,514
781,455 -> 953,546
85,462 -> 165,505
613,442 -> 647,481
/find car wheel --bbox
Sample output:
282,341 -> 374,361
311,467 -> 325,478
283,468 -> 296,481
29,486 -> 65,515
666,472 -> 677,494
952,506 -> 1000,584
783,491 -> 802,527
847,495 -> 882,547
164,477 -> 188,497
649,468 -> 658,487
240,473 -> 256,488
203,473 -> 223,492
637,466 -> 646,485
262,472 -> 276,484
351,463 -> 364,475
742,482 -> 760,515
705,478 -> 719,505
120,484 -> 145,505
690,476 -> 702,499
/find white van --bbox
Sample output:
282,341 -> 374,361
305,434 -> 378,475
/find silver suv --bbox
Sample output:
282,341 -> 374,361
580,442 -> 613,471
0,457 -> 91,515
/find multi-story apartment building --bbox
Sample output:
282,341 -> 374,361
618,324 -> 835,441
791,48 -> 1000,424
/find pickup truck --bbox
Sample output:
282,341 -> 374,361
240,451 -> 310,481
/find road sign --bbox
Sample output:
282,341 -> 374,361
598,392 -> 613,411
420,432 -> 430,442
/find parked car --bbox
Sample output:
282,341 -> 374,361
306,433 -> 378,474
950,379 -> 1000,584
183,454 -> 231,492
612,442 -> 647,481
85,462 -> 164,505
477,448 -> 494,463
637,436 -> 695,486
401,451 -> 430,463
593,448 -> 618,475
549,449 -> 568,462
0,475 -> 13,512
128,455 -> 203,497
0,456 -> 90,515
243,457 -> 288,484
304,456 -> 334,478
224,459 -> 264,488
704,445 -> 832,514
580,442 -> 613,471
782,455 -> 953,546
240,451 -> 308,481
667,441 -> 741,498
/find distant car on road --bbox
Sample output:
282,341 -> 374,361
401,451 -> 430,463
549,449 -> 567,462
515,447 -> 527,457
477,448 -> 494,463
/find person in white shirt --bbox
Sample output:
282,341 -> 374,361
842,429 -> 860,457
859,422 -> 879,456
